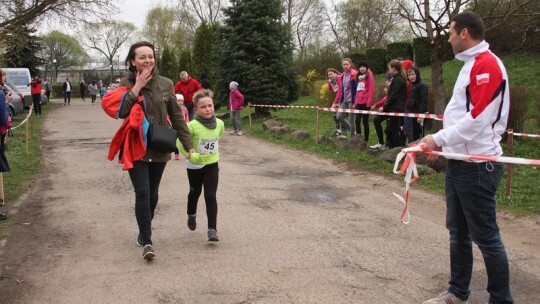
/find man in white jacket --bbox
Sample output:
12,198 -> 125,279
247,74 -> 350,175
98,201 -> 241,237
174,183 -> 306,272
420,12 -> 513,304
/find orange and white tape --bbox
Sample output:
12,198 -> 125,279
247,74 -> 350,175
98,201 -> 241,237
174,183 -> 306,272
393,144 -> 540,224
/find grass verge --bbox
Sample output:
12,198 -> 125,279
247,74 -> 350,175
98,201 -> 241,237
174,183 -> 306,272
1,103 -> 50,229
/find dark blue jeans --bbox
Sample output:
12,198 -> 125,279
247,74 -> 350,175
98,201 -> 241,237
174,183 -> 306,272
445,160 -> 513,304
128,161 -> 167,246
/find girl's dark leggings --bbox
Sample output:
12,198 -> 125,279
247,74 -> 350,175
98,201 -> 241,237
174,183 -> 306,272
187,163 -> 219,230
128,161 -> 167,246
354,104 -> 370,141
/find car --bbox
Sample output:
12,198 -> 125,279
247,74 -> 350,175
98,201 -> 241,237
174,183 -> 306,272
2,83 -> 24,117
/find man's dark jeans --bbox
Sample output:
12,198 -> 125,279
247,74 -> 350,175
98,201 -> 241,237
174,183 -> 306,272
64,92 -> 71,105
445,160 -> 513,303
128,161 -> 167,246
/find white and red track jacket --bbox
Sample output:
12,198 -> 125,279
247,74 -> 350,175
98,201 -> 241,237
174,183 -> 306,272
433,41 -> 509,157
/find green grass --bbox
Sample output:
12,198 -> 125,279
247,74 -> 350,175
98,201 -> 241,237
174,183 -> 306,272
232,53 -> 540,216
1,104 -> 48,227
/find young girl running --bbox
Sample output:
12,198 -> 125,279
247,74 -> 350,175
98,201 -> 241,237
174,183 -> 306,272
176,89 -> 224,242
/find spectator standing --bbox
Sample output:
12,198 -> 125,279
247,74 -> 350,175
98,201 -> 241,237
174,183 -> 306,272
80,80 -> 87,101
88,81 -> 98,104
62,78 -> 72,106
228,81 -> 244,136
43,78 -> 52,101
405,67 -> 428,142
382,60 -> 407,148
199,72 -> 211,89
173,71 -> 203,120
420,11 -> 513,304
353,60 -> 375,142
0,68 -> 11,221
369,80 -> 391,150
326,68 -> 343,136
332,58 -> 358,138
173,93 -> 189,160
29,75 -> 42,117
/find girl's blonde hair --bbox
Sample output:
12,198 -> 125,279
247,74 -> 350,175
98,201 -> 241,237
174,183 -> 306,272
388,59 -> 407,80
192,89 -> 214,107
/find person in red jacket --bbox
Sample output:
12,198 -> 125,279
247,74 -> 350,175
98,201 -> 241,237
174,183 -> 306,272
29,75 -> 42,117
173,71 -> 203,120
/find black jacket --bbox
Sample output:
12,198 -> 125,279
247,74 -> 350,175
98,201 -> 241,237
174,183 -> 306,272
383,74 -> 406,113
407,67 -> 428,113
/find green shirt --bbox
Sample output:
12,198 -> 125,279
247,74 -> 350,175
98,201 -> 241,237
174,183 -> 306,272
176,118 -> 224,168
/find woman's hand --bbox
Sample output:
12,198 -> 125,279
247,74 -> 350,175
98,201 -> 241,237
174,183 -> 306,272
131,67 -> 153,96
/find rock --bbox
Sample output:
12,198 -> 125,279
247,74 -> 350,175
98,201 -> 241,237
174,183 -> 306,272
270,125 -> 290,135
379,147 -> 403,163
263,119 -> 282,130
291,130 -> 310,140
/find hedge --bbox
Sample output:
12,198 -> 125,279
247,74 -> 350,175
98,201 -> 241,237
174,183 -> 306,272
413,37 -> 432,68
386,42 -> 413,62
366,48 -> 387,74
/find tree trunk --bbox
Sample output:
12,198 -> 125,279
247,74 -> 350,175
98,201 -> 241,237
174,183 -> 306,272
430,46 -> 447,131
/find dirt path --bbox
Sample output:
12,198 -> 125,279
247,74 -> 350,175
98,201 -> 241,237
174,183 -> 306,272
0,99 -> 539,304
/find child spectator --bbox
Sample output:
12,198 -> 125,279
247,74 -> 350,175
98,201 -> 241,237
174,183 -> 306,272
176,89 -> 224,242
173,94 -> 189,160
88,81 -> 98,104
326,68 -> 342,136
228,81 -> 244,136
405,67 -> 428,143
370,80 -> 391,150
353,60 -> 375,142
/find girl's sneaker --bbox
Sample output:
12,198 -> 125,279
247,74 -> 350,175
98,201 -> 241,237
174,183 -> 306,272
208,229 -> 219,242
143,245 -> 155,260
230,130 -> 237,135
237,131 -> 243,136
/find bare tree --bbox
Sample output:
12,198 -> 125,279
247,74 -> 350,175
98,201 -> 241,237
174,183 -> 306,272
281,0 -> 326,59
340,0 -> 403,52
397,0 -> 540,127
80,21 -> 137,81
142,7 -> 186,53
325,0 -> 405,55
0,0 -> 117,30
173,0 -> 226,37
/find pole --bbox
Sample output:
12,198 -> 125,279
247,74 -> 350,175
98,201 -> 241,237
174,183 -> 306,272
505,129 -> 513,198
316,107 -> 320,145
0,173 -> 4,207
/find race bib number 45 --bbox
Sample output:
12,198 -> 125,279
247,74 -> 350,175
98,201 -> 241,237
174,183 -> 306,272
197,138 -> 219,154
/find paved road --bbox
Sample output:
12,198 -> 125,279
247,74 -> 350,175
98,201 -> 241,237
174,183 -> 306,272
0,99 -> 539,303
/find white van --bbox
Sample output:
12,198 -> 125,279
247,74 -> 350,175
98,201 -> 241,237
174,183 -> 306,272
3,68 -> 32,108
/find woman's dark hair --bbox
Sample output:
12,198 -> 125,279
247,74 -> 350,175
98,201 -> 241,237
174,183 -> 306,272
451,11 -> 485,40
0,68 -> 5,86
125,41 -> 156,73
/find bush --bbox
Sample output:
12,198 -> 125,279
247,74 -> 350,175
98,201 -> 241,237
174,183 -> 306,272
386,42 -> 413,62
413,37 -> 431,68
366,48 -> 387,74
507,86 -> 529,133
317,80 -> 334,107
298,69 -> 318,96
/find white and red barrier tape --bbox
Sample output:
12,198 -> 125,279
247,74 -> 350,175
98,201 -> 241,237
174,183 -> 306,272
250,103 -> 540,138
509,132 -> 540,139
250,103 -> 444,120
10,106 -> 34,131
319,107 -> 444,120
393,145 -> 540,224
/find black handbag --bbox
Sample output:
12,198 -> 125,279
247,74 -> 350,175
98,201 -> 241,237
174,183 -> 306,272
140,98 -> 177,153
146,123 -> 177,153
